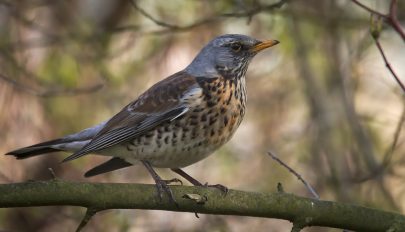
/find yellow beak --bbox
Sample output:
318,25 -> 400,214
250,39 -> 280,53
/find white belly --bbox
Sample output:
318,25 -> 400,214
99,136 -> 222,168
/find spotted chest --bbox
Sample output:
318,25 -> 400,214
120,76 -> 246,168
194,76 -> 246,146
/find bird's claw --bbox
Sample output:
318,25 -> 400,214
204,183 -> 229,195
155,179 -> 178,206
162,178 -> 183,186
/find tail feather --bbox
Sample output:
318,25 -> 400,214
5,138 -> 65,159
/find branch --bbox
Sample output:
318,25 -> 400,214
1,180 -> 405,231
267,151 -> 320,199
0,73 -> 104,97
131,0 -> 288,34
351,0 -> 387,18
371,35 -> 405,93
368,14 -> 405,93
351,0 -> 405,41
387,0 -> 405,41
351,0 -> 405,93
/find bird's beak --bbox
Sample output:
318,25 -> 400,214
250,39 -> 280,53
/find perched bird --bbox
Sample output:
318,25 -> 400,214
5,34 -> 279,201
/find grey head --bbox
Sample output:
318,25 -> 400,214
185,34 -> 279,79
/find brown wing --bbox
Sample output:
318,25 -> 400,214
63,71 -> 198,162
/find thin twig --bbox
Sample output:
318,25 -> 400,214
351,0 -> 405,41
131,0 -> 287,34
267,151 -> 320,199
0,73 -> 104,97
76,208 -> 99,232
3,0 -> 287,51
387,0 -> 405,41
130,0 -> 179,29
372,36 -> 405,93
351,0 -> 387,18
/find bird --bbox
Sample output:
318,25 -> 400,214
5,34 -> 279,202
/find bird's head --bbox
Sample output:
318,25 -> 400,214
186,34 -> 279,79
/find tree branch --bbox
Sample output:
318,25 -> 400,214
351,0 -> 405,41
387,0 -> 405,41
267,151 -> 320,199
1,180 -> 405,231
351,0 -> 387,18
0,73 -> 104,97
131,0 -> 288,35
371,35 -> 405,93
351,0 -> 405,93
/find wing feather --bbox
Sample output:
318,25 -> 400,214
62,71 -> 198,162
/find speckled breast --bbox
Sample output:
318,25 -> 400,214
122,76 -> 246,168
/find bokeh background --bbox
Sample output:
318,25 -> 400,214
0,0 -> 404,231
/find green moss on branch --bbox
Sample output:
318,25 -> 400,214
1,180 -> 404,231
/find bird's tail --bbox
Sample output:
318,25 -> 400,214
5,138 -> 65,159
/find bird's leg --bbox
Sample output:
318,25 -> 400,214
171,168 -> 228,194
171,168 -> 203,186
142,161 -> 178,204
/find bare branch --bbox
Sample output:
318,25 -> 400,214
131,0 -> 288,34
387,0 -> 405,41
351,0 -> 405,93
76,208 -> 99,232
351,0 -> 405,41
371,36 -> 405,93
350,0 -> 387,18
130,0 -> 179,29
267,151 -> 320,199
1,180 -> 405,231
0,73 -> 104,97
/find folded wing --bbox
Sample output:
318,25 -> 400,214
63,71 -> 198,162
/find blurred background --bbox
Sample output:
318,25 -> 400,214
0,0 -> 404,231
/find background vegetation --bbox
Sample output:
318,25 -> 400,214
0,0 -> 404,231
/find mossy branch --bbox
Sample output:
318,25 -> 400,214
1,180 -> 405,231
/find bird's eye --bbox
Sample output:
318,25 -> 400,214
230,43 -> 242,52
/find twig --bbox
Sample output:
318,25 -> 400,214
131,0 -> 287,34
2,0 -> 287,51
351,0 -> 405,41
351,0 -> 405,93
387,0 -> 405,41
0,73 -> 104,97
267,151 -> 320,199
76,208 -> 99,232
130,0 -> 179,29
351,0 -> 387,18
371,35 -> 405,93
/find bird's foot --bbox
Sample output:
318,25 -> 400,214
142,161 -> 179,206
170,168 -> 228,195
204,183 -> 229,195
154,178 -> 178,206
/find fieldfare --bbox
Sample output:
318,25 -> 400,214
6,34 -> 279,202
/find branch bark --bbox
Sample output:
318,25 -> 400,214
1,180 -> 405,231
